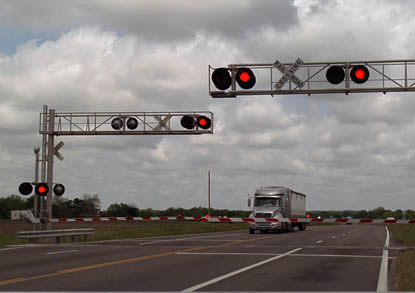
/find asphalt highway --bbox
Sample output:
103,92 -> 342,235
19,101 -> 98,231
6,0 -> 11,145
0,224 -> 392,291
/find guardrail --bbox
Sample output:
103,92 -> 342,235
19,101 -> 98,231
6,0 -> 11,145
16,228 -> 94,244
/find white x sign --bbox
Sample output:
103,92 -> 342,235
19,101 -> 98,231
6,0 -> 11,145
153,115 -> 172,131
274,58 -> 305,89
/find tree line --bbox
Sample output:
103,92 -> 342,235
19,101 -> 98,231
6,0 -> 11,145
0,194 -> 414,220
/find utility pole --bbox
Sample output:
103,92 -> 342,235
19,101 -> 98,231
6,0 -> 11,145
208,170 -> 211,217
46,109 -> 55,230
33,147 -> 40,230
40,105 -> 48,229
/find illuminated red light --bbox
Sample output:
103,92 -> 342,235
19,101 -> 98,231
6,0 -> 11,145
306,214 -> 310,218
355,69 -> 365,80
236,68 -> 256,89
350,65 -> 369,84
199,118 -> 207,126
240,72 -> 250,82
38,186 -> 46,194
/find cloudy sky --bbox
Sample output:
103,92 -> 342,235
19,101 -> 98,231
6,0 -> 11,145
1,0 -> 415,212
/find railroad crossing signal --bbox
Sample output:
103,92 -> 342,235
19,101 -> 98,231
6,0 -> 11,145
326,64 -> 370,85
36,108 -> 214,224
180,115 -> 212,130
35,183 -> 49,196
41,111 -> 213,135
350,65 -> 369,84
111,117 -> 139,130
235,68 -> 256,89
209,59 -> 415,98
53,184 -> 65,196
18,182 -> 65,196
211,67 -> 256,90
18,182 -> 33,196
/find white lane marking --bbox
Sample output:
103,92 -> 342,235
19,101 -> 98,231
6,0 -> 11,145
347,232 -> 351,234
46,250 -> 78,255
140,234 -> 246,245
176,252 -> 395,259
342,233 -> 346,236
93,231 -> 244,244
182,248 -> 302,292
331,236 -> 337,239
140,239 -> 185,245
377,226 -> 389,292
0,247 -> 23,251
316,240 -> 324,244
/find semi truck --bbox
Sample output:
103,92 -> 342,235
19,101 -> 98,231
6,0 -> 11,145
248,186 -> 306,234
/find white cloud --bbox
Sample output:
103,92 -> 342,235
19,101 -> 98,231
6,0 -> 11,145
1,1 -> 415,212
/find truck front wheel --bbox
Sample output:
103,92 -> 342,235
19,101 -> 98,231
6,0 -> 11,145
283,223 -> 293,232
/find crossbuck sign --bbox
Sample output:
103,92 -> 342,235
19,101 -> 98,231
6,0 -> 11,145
274,58 -> 305,89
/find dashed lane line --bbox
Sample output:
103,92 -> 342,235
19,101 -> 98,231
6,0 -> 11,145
46,250 -> 79,255
0,247 -> 23,251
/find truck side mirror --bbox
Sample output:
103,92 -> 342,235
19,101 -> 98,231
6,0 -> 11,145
248,199 -> 251,207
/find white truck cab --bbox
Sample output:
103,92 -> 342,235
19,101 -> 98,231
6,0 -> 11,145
248,186 -> 306,234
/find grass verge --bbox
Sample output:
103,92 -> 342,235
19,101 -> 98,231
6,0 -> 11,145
387,224 -> 415,291
0,220 -> 249,245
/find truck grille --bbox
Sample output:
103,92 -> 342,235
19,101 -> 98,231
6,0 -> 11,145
255,212 -> 272,218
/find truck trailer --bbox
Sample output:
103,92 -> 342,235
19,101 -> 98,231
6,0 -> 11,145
248,186 -> 306,234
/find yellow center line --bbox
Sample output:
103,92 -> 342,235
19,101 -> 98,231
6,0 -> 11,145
0,278 -> 25,286
0,235 -> 274,286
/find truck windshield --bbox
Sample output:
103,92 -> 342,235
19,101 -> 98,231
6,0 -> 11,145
254,198 -> 281,207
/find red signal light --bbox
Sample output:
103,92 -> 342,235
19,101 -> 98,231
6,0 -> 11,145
236,68 -> 256,89
199,118 -> 207,126
239,72 -> 250,82
306,214 -> 310,218
355,69 -> 365,80
350,65 -> 369,84
35,183 -> 49,196
196,116 -> 211,129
